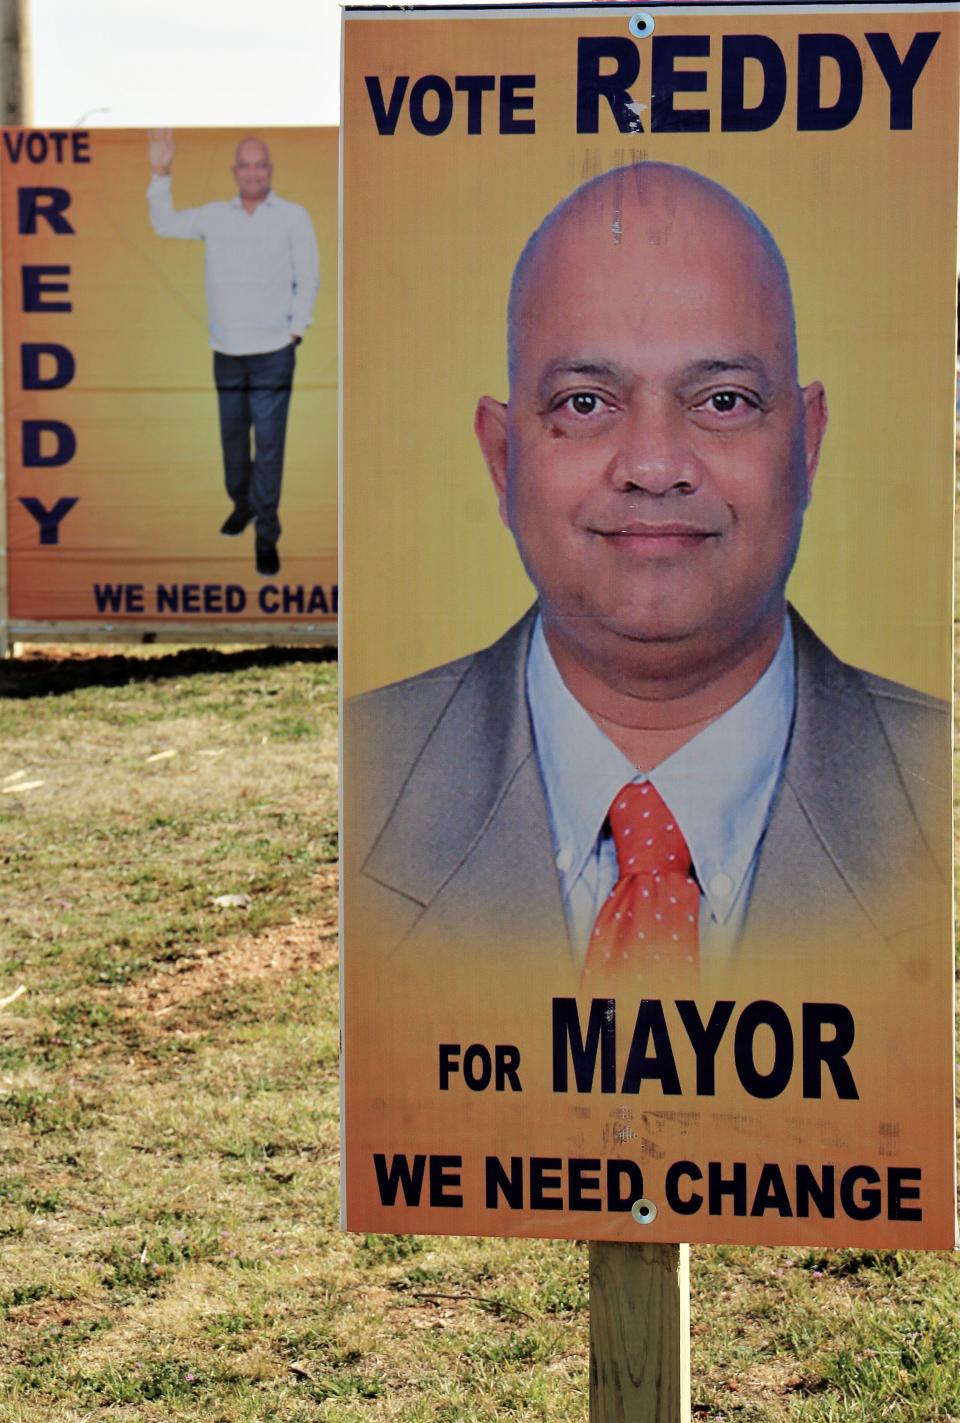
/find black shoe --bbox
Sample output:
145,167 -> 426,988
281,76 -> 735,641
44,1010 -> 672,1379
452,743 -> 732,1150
220,506 -> 253,536
255,539 -> 280,577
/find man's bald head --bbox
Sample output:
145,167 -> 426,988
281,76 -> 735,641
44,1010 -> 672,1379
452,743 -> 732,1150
235,136 -> 271,166
507,163 -> 797,389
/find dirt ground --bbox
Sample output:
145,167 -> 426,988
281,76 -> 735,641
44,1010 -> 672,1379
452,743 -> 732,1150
122,863 -> 339,1017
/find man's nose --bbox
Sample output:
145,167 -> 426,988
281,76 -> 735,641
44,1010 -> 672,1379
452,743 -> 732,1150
609,400 -> 703,496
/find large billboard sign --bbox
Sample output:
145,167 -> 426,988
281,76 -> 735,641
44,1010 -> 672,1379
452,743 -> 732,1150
341,4 -> 958,1248
1,126 -> 337,640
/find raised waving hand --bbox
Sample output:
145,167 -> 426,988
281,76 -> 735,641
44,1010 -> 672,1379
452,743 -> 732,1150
147,128 -> 175,176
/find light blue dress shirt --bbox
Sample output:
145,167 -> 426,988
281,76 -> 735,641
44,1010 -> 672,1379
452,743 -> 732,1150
526,616 -> 796,968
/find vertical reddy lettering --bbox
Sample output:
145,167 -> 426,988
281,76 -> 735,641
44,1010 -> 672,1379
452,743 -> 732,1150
21,343 -> 76,390
22,265 -> 72,313
14,145 -> 82,553
22,419 -> 76,467
17,186 -> 75,235
19,496 -> 78,545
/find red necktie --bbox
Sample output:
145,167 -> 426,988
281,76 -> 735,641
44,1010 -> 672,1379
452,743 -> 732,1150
583,782 -> 699,978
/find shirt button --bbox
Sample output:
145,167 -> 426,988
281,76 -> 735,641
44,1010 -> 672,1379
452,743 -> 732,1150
555,846 -> 574,873
709,872 -> 734,898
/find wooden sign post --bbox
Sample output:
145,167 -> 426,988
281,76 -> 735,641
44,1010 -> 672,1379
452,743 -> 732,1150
589,1242 -> 690,1423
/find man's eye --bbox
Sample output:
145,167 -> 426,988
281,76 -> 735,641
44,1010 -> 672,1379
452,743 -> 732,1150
700,390 -> 758,414
546,390 -> 618,436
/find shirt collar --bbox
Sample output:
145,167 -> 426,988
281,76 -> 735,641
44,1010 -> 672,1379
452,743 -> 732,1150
527,619 -> 635,889
526,614 -> 796,924
230,191 -> 276,210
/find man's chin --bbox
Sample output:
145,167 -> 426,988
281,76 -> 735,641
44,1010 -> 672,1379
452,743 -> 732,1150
542,607 -> 700,673
558,605 -> 710,648
547,596 -> 788,688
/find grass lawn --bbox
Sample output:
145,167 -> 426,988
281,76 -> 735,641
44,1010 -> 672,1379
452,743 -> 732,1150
0,642 -> 957,1422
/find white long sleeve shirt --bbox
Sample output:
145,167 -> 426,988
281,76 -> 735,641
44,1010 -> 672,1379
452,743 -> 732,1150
147,175 -> 320,355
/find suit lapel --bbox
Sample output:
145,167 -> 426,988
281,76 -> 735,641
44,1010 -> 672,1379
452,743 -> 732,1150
744,611 -> 944,952
362,609 -> 571,963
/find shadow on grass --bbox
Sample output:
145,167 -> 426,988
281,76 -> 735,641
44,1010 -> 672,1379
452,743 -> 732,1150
0,644 -> 338,700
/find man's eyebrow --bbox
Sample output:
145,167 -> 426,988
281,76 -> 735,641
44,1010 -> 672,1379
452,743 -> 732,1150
536,359 -> 630,398
679,355 -> 774,383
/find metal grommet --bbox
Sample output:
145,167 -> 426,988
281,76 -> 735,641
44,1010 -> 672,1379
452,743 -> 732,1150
629,12 -> 655,39
631,1197 -> 658,1224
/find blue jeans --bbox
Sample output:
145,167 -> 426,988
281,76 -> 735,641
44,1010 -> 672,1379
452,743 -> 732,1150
214,343 -> 296,544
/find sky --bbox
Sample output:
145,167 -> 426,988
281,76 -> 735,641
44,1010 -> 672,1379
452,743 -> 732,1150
30,0 -> 345,128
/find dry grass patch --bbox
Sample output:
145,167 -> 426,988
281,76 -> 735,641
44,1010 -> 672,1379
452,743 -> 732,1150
124,864 -> 338,1017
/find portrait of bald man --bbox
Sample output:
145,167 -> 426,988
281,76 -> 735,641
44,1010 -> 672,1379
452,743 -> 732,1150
344,162 -> 949,986
147,131 -> 320,577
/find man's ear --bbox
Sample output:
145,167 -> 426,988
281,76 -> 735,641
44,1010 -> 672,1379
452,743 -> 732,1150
801,381 -> 828,501
474,397 -> 510,526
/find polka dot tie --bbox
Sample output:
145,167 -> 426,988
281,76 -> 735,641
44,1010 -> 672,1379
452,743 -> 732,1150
584,782 -> 699,977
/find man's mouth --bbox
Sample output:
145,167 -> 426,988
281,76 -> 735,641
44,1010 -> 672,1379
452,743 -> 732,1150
591,521 -> 720,553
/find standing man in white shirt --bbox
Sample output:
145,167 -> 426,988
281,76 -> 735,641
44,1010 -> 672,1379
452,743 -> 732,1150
147,130 -> 320,576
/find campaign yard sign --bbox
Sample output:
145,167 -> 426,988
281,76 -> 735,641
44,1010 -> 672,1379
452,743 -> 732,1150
1,126 -> 338,641
340,2 -> 958,1249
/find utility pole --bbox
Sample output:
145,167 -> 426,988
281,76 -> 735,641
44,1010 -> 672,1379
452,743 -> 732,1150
0,0 -> 28,655
0,0 -> 31,124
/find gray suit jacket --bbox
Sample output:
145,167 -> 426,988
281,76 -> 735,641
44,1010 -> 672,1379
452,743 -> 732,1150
344,607 -> 950,979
